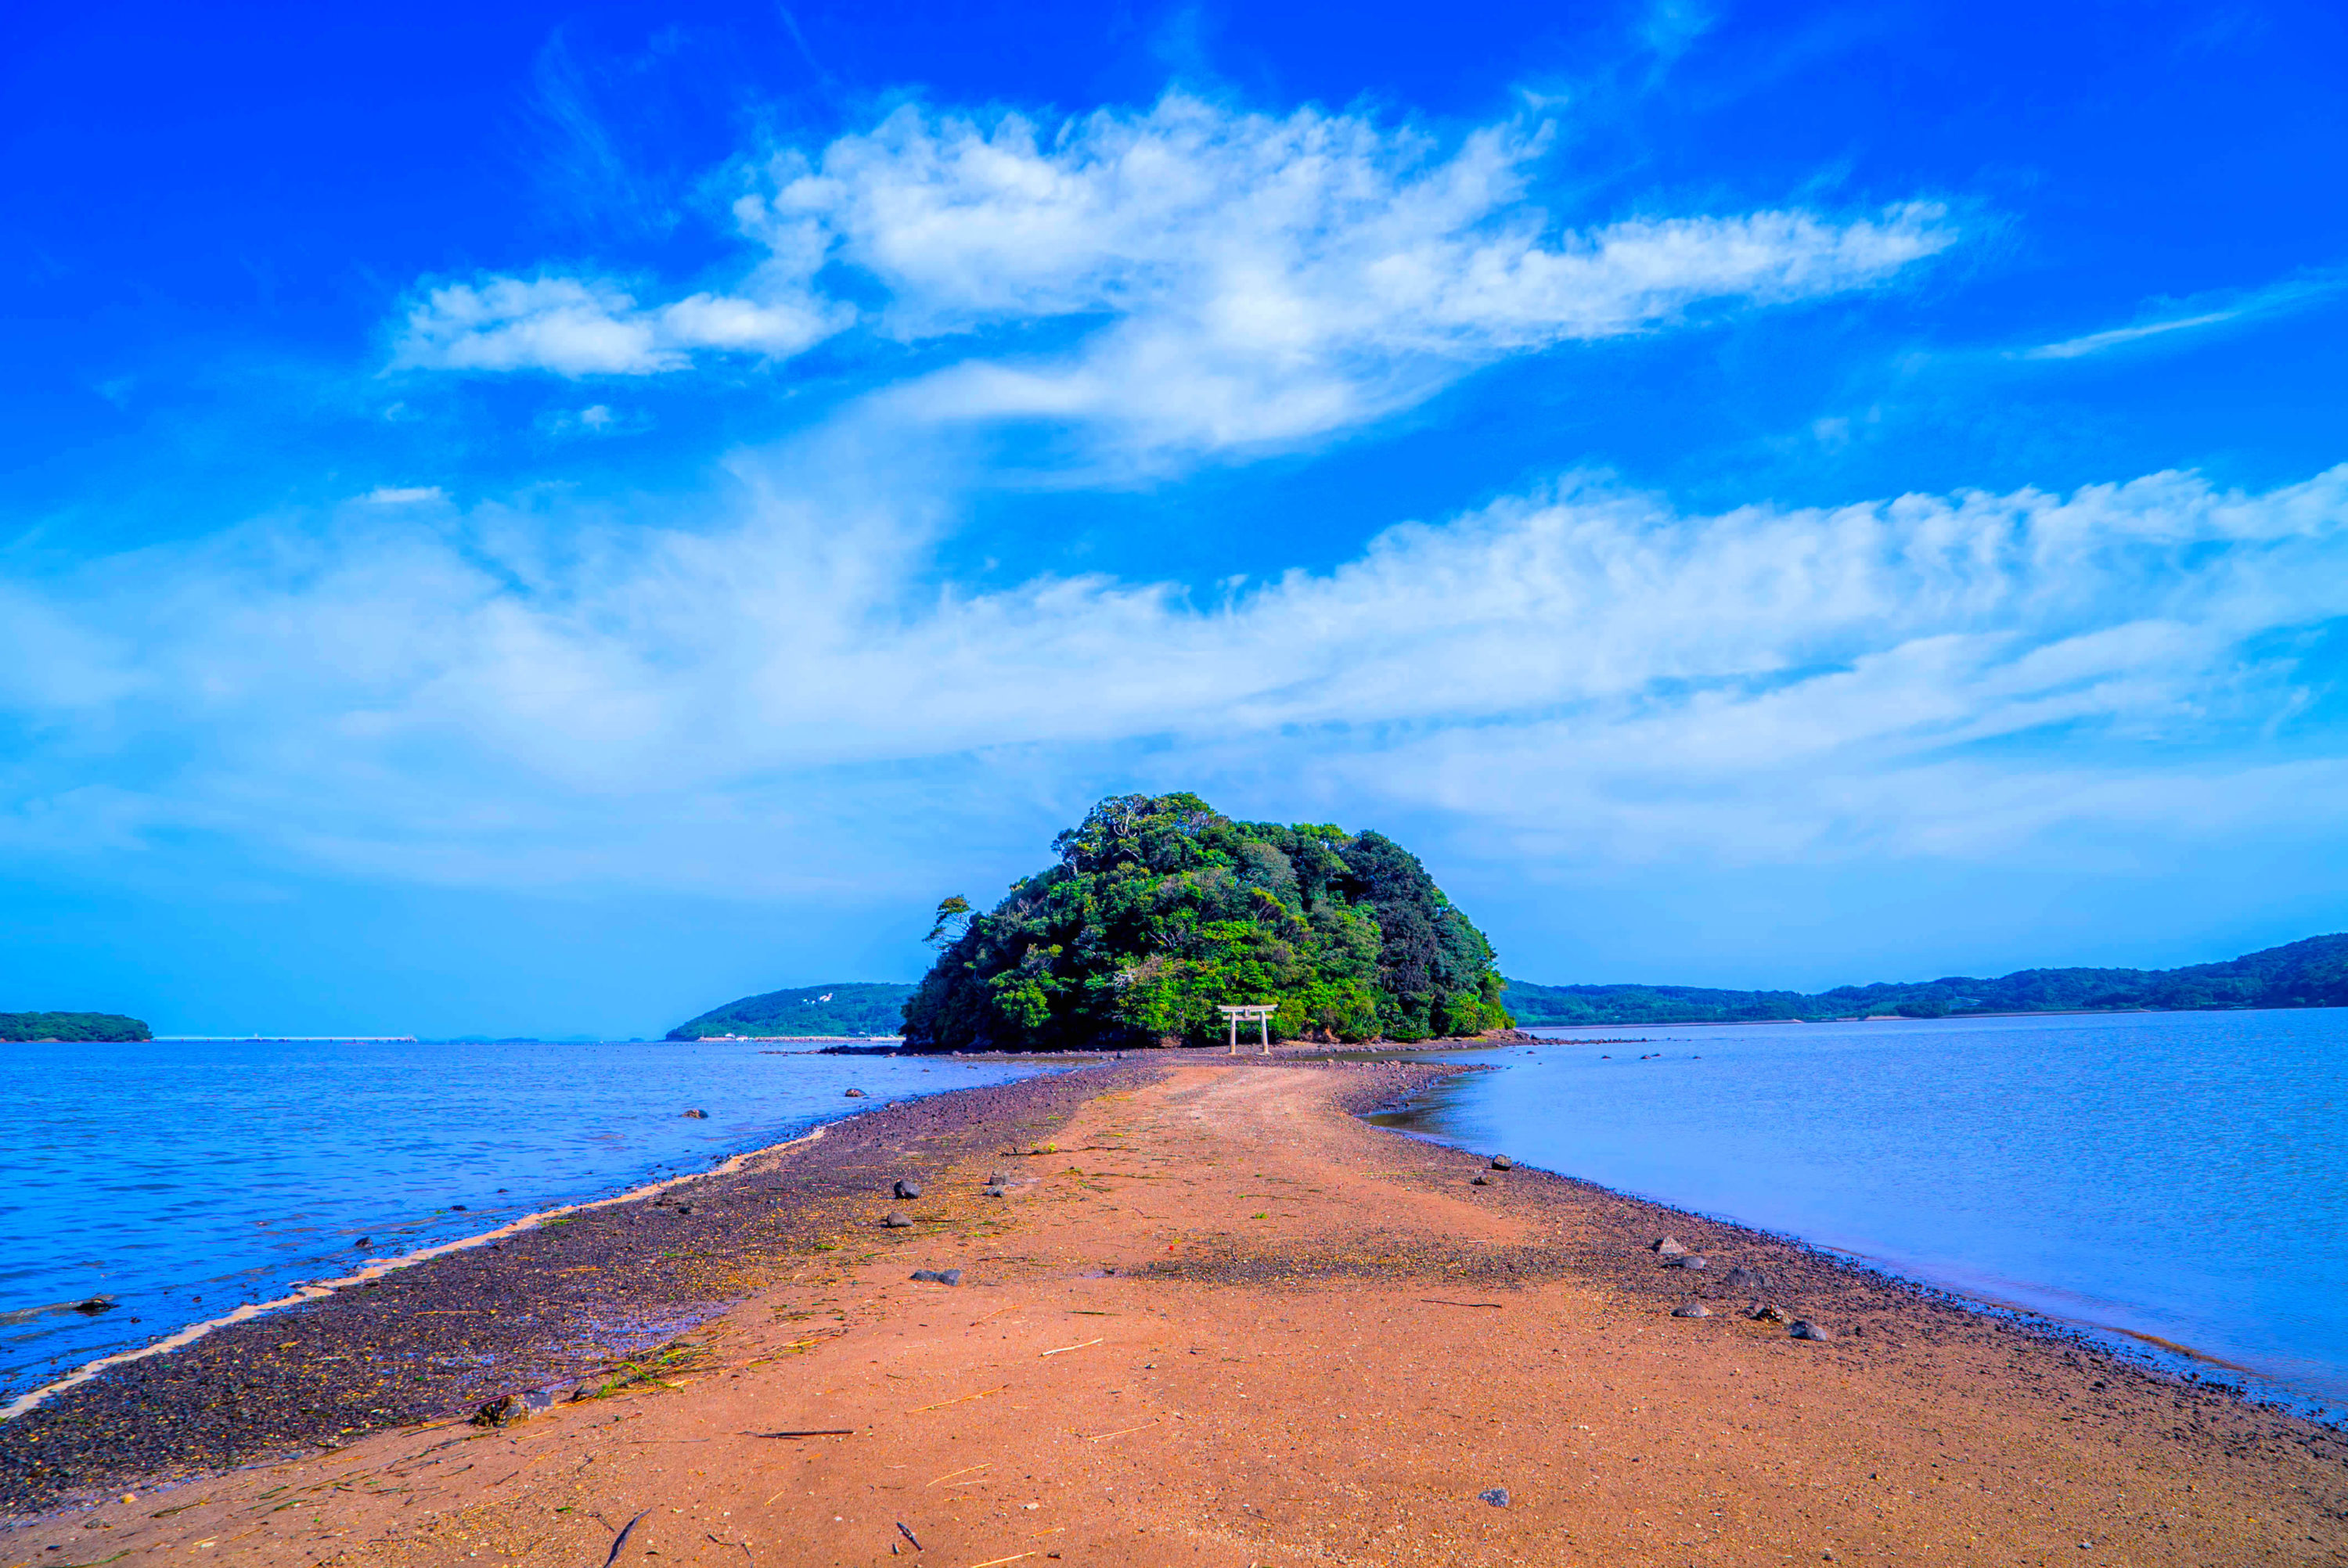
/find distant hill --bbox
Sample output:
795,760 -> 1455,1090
667,983 -> 915,1040
1502,933 -> 2348,1027
0,1011 -> 152,1042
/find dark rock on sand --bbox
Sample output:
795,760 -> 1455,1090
909,1268 -> 964,1286
1653,1236 -> 1687,1257
469,1394 -> 527,1428
1791,1319 -> 1833,1341
893,1179 -> 924,1200
1490,1155 -> 1514,1171
1478,1487 -> 1510,1507
1471,1174 -> 1493,1185
1673,1303 -> 1712,1318
882,1212 -> 915,1228
1751,1304 -> 1791,1323
1663,1253 -> 1708,1270
983,1185 -> 1007,1197
1722,1266 -> 1766,1292
987,1169 -> 1012,1184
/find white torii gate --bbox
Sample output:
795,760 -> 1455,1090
1218,1003 -> 1275,1056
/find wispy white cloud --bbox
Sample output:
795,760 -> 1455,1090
362,486 -> 446,505
5,457 -> 2343,893
2022,270 -> 2345,360
391,274 -> 850,376
392,93 -> 1955,464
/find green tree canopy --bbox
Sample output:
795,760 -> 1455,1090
902,793 -> 1511,1051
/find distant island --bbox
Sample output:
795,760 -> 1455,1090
1500,933 -> 2348,1026
902,792 -> 1510,1051
667,983 -> 915,1040
0,1011 -> 152,1042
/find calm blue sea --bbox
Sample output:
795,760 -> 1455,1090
0,1040 -> 1046,1404
1388,1008 -> 2348,1408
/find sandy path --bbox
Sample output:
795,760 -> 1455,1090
10,1062 -> 2343,1567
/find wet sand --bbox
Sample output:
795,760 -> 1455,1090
5,1058 -> 2345,1566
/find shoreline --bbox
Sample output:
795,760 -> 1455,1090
5,1057 -> 2343,1565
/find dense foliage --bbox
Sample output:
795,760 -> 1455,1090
1501,933 -> 2348,1025
902,793 -> 1511,1051
668,983 -> 914,1040
0,1011 -> 151,1042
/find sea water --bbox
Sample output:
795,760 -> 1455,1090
1386,1008 -> 2348,1408
0,1039 -> 1046,1404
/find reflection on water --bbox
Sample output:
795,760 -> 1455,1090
1382,1009 -> 2348,1408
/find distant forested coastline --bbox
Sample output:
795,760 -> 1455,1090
667,983 -> 914,1040
1500,933 -> 2348,1026
0,1011 -> 152,1042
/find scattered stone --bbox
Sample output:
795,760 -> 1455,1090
982,1185 -> 1007,1198
1471,1174 -> 1493,1185
882,1212 -> 915,1228
1489,1155 -> 1514,1171
1478,1487 -> 1509,1507
1751,1304 -> 1791,1323
468,1394 -> 527,1428
1652,1236 -> 1687,1257
1672,1303 -> 1712,1318
893,1179 -> 924,1200
909,1268 -> 964,1286
1790,1319 -> 1833,1341
1663,1253 -> 1708,1270
987,1169 -> 1012,1185
1722,1266 -> 1767,1292
844,1088 -> 866,1098
521,1390 -> 556,1411
71,1297 -> 116,1316
675,1203 -> 693,1216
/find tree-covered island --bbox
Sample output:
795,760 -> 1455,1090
0,1011 -> 152,1042
900,793 -> 1512,1051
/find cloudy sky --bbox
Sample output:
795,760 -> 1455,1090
7,0 -> 2347,1035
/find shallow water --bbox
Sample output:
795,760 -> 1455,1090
0,1039 -> 1044,1402
1384,1009 -> 2348,1408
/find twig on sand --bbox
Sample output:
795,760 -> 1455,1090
909,1387 -> 1006,1413
965,1554 -> 1035,1568
600,1509 -> 651,1568
706,1534 -> 754,1566
1084,1420 -> 1158,1442
927,1463 -> 990,1487
897,1520 -> 924,1550
1417,1299 -> 1504,1309
753,1428 -> 855,1438
1041,1337 -> 1102,1358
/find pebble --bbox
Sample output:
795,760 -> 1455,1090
844,1088 -> 866,1098
1652,1236 -> 1687,1257
1471,1174 -> 1493,1185
1478,1487 -> 1509,1507
1751,1304 -> 1791,1323
983,1185 -> 1007,1198
1791,1319 -> 1833,1341
682,1109 -> 709,1119
882,1212 -> 914,1228
987,1169 -> 1012,1184
1489,1155 -> 1514,1171
893,1179 -> 924,1200
1672,1303 -> 1712,1318
909,1268 -> 964,1286
1722,1266 -> 1766,1291
1663,1253 -> 1708,1270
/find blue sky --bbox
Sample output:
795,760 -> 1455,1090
6,0 -> 2347,1036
